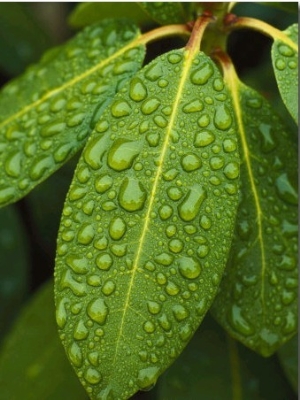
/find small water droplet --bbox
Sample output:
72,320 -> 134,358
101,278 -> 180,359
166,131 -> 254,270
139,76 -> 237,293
178,185 -> 206,222
168,239 -> 184,254
146,132 -> 160,147
223,138 -> 237,153
109,217 -> 126,240
95,174 -> 113,194
179,323 -> 193,341
279,44 -> 294,57
163,168 -> 179,181
278,255 -> 296,270
155,253 -> 174,266
118,178 -> 147,211
77,223 -> 95,245
84,367 -> 102,385
191,63 -> 214,85
214,104 -> 232,130
66,254 -> 89,274
275,59 -> 286,70
111,243 -> 127,257
158,204 -> 173,220
40,121 -> 66,137
145,62 -> 163,81
167,186 -> 183,201
194,130 -> 215,147
275,172 -> 298,205
96,253 -> 113,271
183,99 -> 204,113
137,366 -> 160,390
111,99 -> 132,117
73,320 -> 89,340
197,244 -> 209,258
210,156 -> 224,170
153,115 -> 168,128
69,186 -> 87,201
4,151 -> 23,178
143,321 -> 156,333
102,280 -> 116,296
181,153 -> 202,172
29,155 -> 53,181
129,77 -> 147,102
87,275 -> 102,287
228,304 -> 254,336
224,162 -> 239,179
147,301 -> 161,315
166,224 -> 177,238
168,53 -> 182,64
178,257 -> 201,279
84,134 -> 108,170
141,97 -> 160,115
56,298 -> 68,328
60,270 -> 87,296
173,304 -> 189,321
107,138 -> 141,171
68,342 -> 83,367
158,314 -> 172,331
87,298 -> 109,325
197,114 -> 210,127
165,281 -> 180,296
54,143 -> 74,163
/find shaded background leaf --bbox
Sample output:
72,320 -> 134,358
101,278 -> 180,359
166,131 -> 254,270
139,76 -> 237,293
0,280 -> 89,400
0,19 -> 145,208
137,2 -> 190,25
211,70 -> 298,356
277,333 -> 298,394
157,314 -> 296,400
271,24 -> 298,123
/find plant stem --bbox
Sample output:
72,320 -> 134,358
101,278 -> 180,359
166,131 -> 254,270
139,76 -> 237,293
224,15 -> 298,51
139,24 -> 191,45
186,13 -> 214,56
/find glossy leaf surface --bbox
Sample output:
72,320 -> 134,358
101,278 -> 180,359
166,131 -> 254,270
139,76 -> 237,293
0,205 -> 29,337
138,2 -> 188,25
158,315 -> 296,399
271,24 -> 298,123
55,48 -> 240,399
211,72 -> 298,356
0,280 -> 88,400
278,334 -> 298,393
68,2 -> 150,28
0,19 -> 145,208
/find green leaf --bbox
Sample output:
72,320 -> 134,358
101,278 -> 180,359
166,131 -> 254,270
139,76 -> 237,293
211,70 -> 298,356
0,3 -> 52,76
138,2 -> 188,25
0,280 -> 88,400
0,205 -> 29,337
278,334 -> 298,393
54,48 -> 240,399
271,24 -> 298,123
68,2 -> 150,29
158,314 -> 295,399
0,19 -> 145,208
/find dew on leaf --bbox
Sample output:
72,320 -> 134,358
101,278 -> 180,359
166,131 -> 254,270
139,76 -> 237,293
73,320 -> 89,340
66,254 -> 89,274
87,298 -> 109,324
194,130 -> 215,147
4,151 -> 23,178
214,104 -> 232,130
180,153 -> 202,172
190,62 -> 214,85
275,172 -> 298,205
84,367 -> 102,385
178,257 -> 201,279
96,253 -> 113,271
107,138 -> 141,171
109,216 -> 126,240
118,177 -> 147,211
68,342 -> 83,367
178,185 -> 207,222
102,280 -> 116,296
141,97 -> 161,115
129,77 -> 147,102
77,223 -> 95,245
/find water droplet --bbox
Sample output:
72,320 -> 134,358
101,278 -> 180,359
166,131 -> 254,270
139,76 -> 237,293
96,253 -> 113,271
66,254 -> 89,274
213,78 -> 224,91
4,151 -> 22,177
129,77 -> 147,102
154,115 -> 168,128
223,138 -> 237,153
107,138 -> 141,171
279,44 -> 294,57
56,298 -> 68,328
84,135 -> 108,170
168,53 -> 182,64
54,143 -> 74,163
87,298 -> 108,324
197,244 -> 209,258
246,97 -> 262,109
166,224 -> 177,238
137,366 -> 160,390
146,132 -> 160,147
163,168 -> 179,181
84,367 -> 102,385
196,298 -> 207,315
145,62 -> 163,81
191,63 -> 214,85
210,156 -> 225,170
165,281 -> 180,295
141,97 -> 160,115
94,236 -> 108,250
179,323 -> 193,341
69,186 -> 87,201
118,178 -> 147,211
183,99 -> 204,113
168,239 -> 184,254
68,342 -> 83,367
155,253 -> 174,266
97,386 -> 114,400
178,185 -> 207,222
198,114 -> 210,127
95,174 -> 113,193
109,217 -> 126,240
173,304 -> 189,321
224,162 -> 239,179
158,205 -> 173,220
143,320 -> 156,333
77,223 -> 95,245
147,301 -> 161,315
181,153 -> 202,172
158,314 -> 172,331
228,304 -> 254,336
275,59 -> 286,70
60,270 -> 87,296
76,166 -> 90,184
278,255 -> 296,270
111,243 -> 127,257
258,123 -> 277,152
29,155 -> 53,181
178,257 -> 201,279
87,275 -> 102,287
73,320 -> 89,340
275,173 -> 298,205
111,99 -> 132,117
194,130 -> 215,147
214,104 -> 232,130
40,121 -> 66,137
102,280 -> 116,296
167,186 -> 183,201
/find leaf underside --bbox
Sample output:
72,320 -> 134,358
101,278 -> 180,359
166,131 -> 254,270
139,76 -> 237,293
271,23 -> 298,124
138,2 -> 188,25
55,48 -> 240,399
0,19 -> 145,208
212,77 -> 298,356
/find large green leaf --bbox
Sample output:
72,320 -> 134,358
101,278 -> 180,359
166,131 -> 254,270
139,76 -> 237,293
211,68 -> 298,356
0,280 -> 88,400
158,315 -> 296,399
0,19 -> 145,208
68,2 -> 150,29
0,205 -> 29,337
138,2 -> 189,25
271,24 -> 298,123
278,334 -> 298,393
54,48 -> 240,399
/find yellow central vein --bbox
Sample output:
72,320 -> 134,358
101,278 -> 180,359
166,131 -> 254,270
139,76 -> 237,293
226,69 -> 266,305
0,35 -> 142,130
112,48 -> 194,365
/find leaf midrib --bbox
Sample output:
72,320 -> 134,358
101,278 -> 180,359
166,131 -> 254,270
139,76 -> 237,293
0,34 -> 142,130
111,48 -> 194,372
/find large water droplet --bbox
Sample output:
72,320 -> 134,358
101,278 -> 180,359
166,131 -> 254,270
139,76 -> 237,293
275,172 -> 298,205
5,151 -> 22,177
214,104 -> 232,130
141,97 -> 160,115
155,253 -> 174,266
111,99 -> 132,117
66,254 -> 89,274
60,270 -> 87,296
165,281 -> 180,296
84,367 -> 102,384
146,132 -> 160,147
158,314 -> 172,331
145,62 -> 163,81
129,77 -> 147,102
181,153 -> 202,172
96,252 -> 113,271
223,162 -> 239,179
107,138 -> 141,171
73,320 -> 89,340
77,223 -> 95,245
158,204 -> 173,220
194,130 -> 215,147
95,174 -> 113,194
210,156 -> 224,170
84,134 -> 108,170
87,298 -> 109,324
118,178 -> 147,211
40,121 -> 66,137
168,239 -> 184,254
29,155 -> 53,181
183,99 -> 204,113
109,217 -> 126,240
68,342 -> 83,367
228,304 -> 254,336
178,185 -> 207,222
191,63 -> 214,85
178,257 -> 201,279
